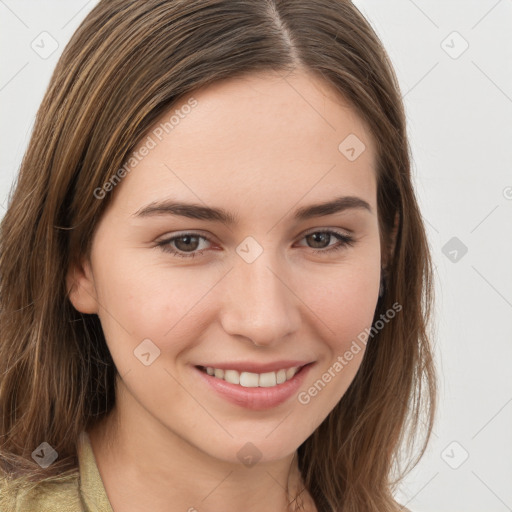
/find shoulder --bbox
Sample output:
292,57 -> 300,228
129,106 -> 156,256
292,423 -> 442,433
0,430 -> 108,512
0,472 -> 82,512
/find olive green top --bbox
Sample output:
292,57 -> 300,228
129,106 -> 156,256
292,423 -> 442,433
0,431 -> 113,511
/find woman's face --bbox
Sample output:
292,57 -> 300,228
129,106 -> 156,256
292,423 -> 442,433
69,69 -> 381,464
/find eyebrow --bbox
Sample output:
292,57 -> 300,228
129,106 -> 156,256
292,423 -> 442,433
132,195 -> 372,224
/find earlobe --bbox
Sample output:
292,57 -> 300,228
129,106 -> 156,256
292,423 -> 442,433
66,258 -> 99,314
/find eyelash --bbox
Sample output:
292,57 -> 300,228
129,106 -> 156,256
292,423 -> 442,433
156,230 -> 355,259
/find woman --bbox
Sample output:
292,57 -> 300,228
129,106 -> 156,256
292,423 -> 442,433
0,1 -> 436,511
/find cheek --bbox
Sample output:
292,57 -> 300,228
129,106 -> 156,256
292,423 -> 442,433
93,255 -> 221,353
288,263 -> 381,426
300,260 -> 381,343
294,260 -> 380,397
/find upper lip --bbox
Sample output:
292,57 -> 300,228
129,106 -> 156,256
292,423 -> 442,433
195,360 -> 313,374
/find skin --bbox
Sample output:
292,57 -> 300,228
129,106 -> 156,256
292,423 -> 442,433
68,68 -> 386,512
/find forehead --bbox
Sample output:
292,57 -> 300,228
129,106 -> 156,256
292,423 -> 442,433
110,70 -> 377,218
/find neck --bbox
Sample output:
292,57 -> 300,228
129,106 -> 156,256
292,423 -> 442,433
88,380 -> 317,512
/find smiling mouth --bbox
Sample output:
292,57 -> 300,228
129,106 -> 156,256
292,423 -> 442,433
195,363 -> 311,388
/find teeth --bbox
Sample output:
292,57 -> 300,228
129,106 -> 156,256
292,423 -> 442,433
259,372 -> 276,387
239,371 -> 259,387
224,369 -> 240,385
286,367 -> 297,380
202,366 -> 301,387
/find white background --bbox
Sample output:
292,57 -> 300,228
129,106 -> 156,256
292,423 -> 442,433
1,1 -> 511,511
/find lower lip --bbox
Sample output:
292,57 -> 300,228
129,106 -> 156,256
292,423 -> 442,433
194,363 -> 314,411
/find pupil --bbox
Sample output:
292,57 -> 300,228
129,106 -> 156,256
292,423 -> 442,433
310,232 -> 328,248
176,235 -> 199,251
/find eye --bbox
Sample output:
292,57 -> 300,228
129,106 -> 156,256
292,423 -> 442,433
296,230 -> 355,255
156,229 -> 355,259
156,233 -> 211,258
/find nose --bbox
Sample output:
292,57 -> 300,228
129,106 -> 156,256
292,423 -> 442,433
219,253 -> 301,347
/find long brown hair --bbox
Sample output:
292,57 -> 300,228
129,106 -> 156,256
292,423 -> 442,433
0,1 -> 436,510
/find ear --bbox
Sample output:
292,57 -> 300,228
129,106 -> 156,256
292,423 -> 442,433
66,256 -> 99,314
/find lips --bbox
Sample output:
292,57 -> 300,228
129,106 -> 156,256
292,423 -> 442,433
193,362 -> 315,410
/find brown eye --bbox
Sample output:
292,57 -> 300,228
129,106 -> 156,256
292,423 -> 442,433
157,233 -> 211,258
173,234 -> 201,252
305,232 -> 332,249
298,230 -> 355,255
